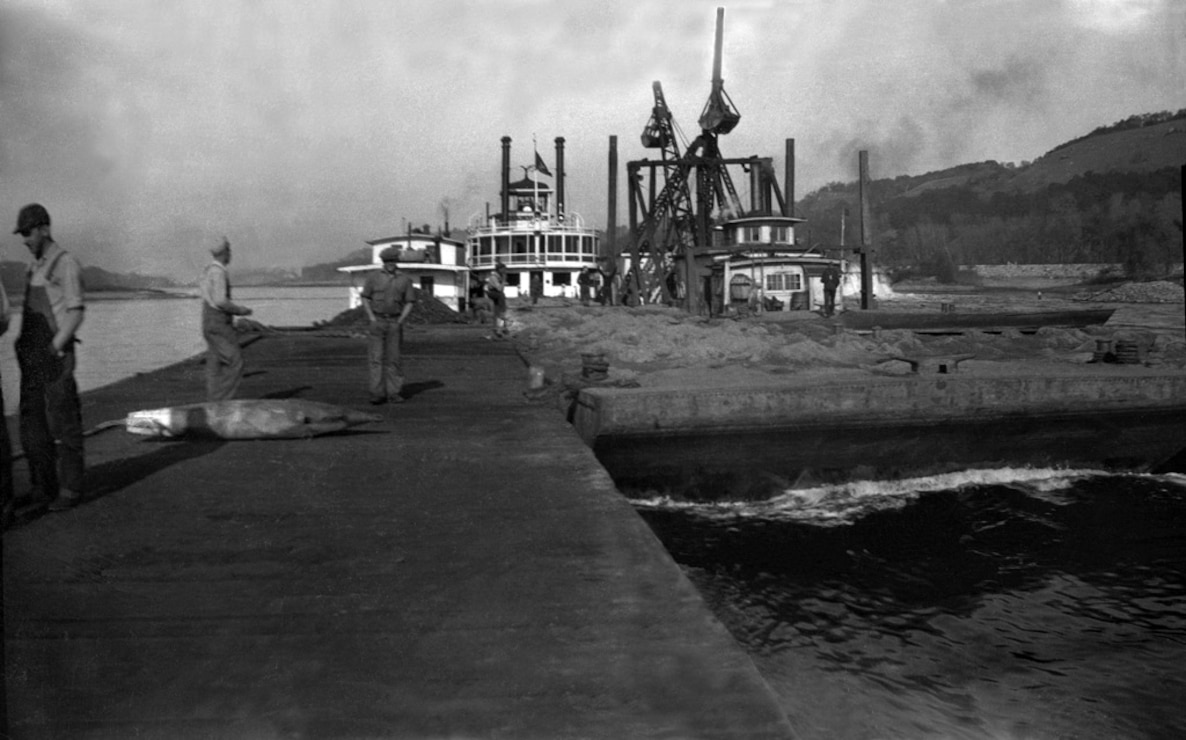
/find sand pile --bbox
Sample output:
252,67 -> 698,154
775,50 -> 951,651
508,301 -> 1184,390
1074,280 -> 1185,303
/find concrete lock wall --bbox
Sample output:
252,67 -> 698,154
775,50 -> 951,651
574,371 -> 1186,444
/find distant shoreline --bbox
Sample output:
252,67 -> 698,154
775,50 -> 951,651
85,288 -> 195,301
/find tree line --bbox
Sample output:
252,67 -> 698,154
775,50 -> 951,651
798,165 -> 1183,282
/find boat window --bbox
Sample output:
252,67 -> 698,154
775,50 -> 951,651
765,272 -> 802,291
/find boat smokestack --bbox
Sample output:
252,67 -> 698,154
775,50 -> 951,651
555,136 -> 566,219
501,136 -> 512,225
784,138 -> 795,218
607,135 -> 617,260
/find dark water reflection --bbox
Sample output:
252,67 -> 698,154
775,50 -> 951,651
635,474 -> 1186,739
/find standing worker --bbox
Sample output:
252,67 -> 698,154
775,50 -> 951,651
361,247 -> 416,405
12,204 -> 85,512
200,237 -> 252,401
578,266 -> 593,306
1,276 -> 14,525
485,261 -> 508,339
821,261 -> 842,318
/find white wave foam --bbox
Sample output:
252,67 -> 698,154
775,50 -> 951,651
630,467 -> 1110,526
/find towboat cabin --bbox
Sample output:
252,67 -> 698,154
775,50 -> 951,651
339,231 -> 469,312
708,215 -> 845,314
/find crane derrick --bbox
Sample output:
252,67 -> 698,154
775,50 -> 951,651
624,82 -> 697,304
620,6 -> 751,309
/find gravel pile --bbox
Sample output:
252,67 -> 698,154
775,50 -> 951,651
1073,280 -> 1185,303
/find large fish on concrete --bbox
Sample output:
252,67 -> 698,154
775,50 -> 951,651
124,399 -> 384,440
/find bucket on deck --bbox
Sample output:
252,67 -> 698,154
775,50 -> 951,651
1114,339 -> 1142,365
580,352 -> 609,381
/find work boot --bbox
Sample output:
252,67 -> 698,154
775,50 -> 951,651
47,490 -> 82,512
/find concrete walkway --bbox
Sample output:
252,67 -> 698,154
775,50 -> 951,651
2,325 -> 795,739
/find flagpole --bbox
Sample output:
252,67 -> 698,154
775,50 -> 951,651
532,134 -> 540,220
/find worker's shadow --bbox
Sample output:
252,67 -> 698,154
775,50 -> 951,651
400,380 -> 445,400
86,438 -> 227,502
6,438 -> 226,529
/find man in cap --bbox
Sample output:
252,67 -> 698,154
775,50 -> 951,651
12,203 -> 86,511
821,259 -> 842,318
485,260 -> 508,338
1,275 -> 14,525
360,246 -> 416,404
199,237 -> 253,401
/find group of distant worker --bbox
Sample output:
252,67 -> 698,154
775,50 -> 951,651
471,263 -> 606,323
202,239 -> 419,408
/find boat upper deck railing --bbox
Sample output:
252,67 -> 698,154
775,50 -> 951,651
468,253 -> 603,269
467,210 -> 598,237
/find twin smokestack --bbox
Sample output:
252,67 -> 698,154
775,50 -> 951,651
500,136 -> 566,221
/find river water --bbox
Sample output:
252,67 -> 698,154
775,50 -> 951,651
0,285 -> 347,406
631,468 -> 1186,739
3,288 -> 1184,738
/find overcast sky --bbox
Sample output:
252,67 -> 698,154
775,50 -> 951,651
1,0 -> 1183,279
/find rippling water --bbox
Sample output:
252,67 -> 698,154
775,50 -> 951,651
633,470 -> 1186,740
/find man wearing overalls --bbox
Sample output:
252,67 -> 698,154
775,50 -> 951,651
360,247 -> 416,405
1,277 -> 14,525
200,237 -> 253,401
13,204 -> 86,512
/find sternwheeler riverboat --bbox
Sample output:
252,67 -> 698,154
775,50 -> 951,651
467,136 -> 603,300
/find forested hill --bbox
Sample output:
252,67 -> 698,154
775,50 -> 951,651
797,109 -> 1186,279
0,261 -> 183,297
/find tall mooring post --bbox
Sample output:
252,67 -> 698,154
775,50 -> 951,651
607,135 -> 619,304
858,150 -> 875,309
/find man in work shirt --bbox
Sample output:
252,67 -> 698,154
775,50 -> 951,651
821,261 -> 842,318
1,277 -> 14,525
200,237 -> 253,401
361,247 -> 416,404
12,203 -> 86,512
